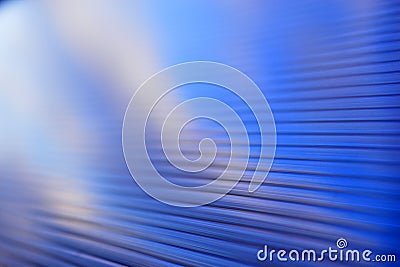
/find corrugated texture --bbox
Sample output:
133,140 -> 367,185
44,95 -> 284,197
0,1 -> 399,266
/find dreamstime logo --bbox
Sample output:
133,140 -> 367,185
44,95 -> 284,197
336,238 -> 347,249
122,61 -> 276,207
257,238 -> 396,263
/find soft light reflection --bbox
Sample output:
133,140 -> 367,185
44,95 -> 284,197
0,0 -> 399,266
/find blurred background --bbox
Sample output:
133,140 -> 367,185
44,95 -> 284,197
0,0 -> 399,266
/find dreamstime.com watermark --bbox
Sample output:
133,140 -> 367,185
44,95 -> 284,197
257,238 -> 396,263
122,61 -> 276,207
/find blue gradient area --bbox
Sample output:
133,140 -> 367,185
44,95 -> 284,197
0,1 -> 399,266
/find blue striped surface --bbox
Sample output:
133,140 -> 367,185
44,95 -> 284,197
0,1 -> 399,266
